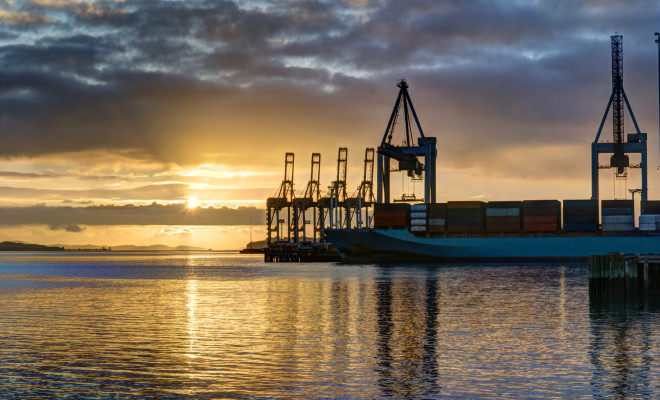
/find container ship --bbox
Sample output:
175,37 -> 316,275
324,200 -> 660,263
323,35 -> 660,263
268,36 -> 660,264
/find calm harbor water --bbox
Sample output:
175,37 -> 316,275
1,252 -> 659,399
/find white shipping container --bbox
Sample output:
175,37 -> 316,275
410,225 -> 426,232
410,212 -> 427,219
411,218 -> 427,226
411,204 -> 427,212
601,223 -> 635,232
428,218 -> 445,226
486,208 -> 520,217
602,215 -> 634,224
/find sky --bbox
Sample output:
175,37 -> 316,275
1,0 -> 660,249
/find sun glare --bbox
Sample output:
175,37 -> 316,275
186,199 -> 201,210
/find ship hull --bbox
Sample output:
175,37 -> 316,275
324,229 -> 660,264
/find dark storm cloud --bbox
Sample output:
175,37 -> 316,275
0,203 -> 266,226
0,0 -> 658,172
49,223 -> 84,232
0,183 -> 274,202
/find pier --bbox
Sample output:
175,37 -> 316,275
589,253 -> 660,298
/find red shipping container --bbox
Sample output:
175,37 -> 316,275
523,215 -> 558,224
486,216 -> 521,224
428,225 -> 445,233
486,224 -> 521,233
447,224 -> 483,233
523,223 -> 558,233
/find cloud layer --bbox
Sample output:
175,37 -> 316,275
1,0 -> 660,230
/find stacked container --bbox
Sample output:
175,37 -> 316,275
601,200 -> 634,232
639,200 -> 660,231
373,203 -> 410,229
563,199 -> 598,232
522,200 -> 560,233
409,204 -> 427,232
447,201 -> 485,233
427,203 -> 447,234
485,201 -> 522,233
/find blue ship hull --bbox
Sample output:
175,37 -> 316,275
324,229 -> 660,263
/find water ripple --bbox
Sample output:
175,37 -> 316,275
1,253 -> 660,398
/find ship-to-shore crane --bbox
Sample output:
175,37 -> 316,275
266,153 -> 294,244
292,153 -> 321,243
377,79 -> 437,204
318,147 -> 348,233
345,148 -> 375,228
592,35 -> 648,201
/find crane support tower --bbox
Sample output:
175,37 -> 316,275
345,148 -> 375,228
377,79 -> 437,204
292,153 -> 321,243
266,153 -> 294,244
592,35 -> 648,201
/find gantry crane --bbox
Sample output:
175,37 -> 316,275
266,153 -> 294,244
292,153 -> 321,243
377,79 -> 437,204
318,147 -> 348,232
345,148 -> 375,228
592,35 -> 648,201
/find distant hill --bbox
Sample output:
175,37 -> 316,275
244,239 -> 267,250
0,241 -> 65,251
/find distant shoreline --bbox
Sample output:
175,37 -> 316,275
0,241 -> 238,252
0,241 -> 64,251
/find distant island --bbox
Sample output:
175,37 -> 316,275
0,241 -> 210,252
0,241 -> 65,251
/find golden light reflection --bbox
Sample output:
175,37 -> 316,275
186,277 -> 198,360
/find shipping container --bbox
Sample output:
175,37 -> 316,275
409,225 -> 426,232
426,204 -> 446,234
522,200 -> 560,233
447,202 -> 485,233
523,223 -> 560,233
600,200 -> 634,232
428,225 -> 445,233
447,201 -> 485,209
602,199 -> 634,208
428,218 -> 445,226
410,212 -> 427,219
447,224 -> 483,233
602,215 -> 634,224
641,200 -> 660,215
485,201 -> 521,233
374,203 -> 411,212
639,214 -> 659,231
563,223 -> 599,232
373,210 -> 408,228
563,200 -> 598,232
427,203 -> 447,218
602,207 -> 634,216
602,223 -> 635,232
410,204 -> 427,212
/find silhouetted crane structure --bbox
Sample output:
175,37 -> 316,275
318,147 -> 348,232
266,153 -> 294,244
345,148 -> 375,228
292,153 -> 321,243
592,35 -> 648,201
377,79 -> 437,204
